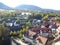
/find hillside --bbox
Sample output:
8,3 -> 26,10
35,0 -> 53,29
0,2 -> 12,10
15,5 -> 42,11
15,5 -> 60,12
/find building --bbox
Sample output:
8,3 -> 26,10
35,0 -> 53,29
23,28 -> 52,45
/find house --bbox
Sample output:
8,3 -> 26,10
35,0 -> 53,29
40,21 -> 50,28
14,22 -> 20,26
23,28 -> 52,45
6,23 -> 13,26
23,30 -> 48,45
0,20 -> 3,24
5,19 -> 20,31
31,28 -> 52,37
21,12 -> 32,15
19,12 -> 32,19
56,22 -> 60,34
5,18 -> 20,27
49,24 -> 56,33
5,20 -> 13,27
36,35 -> 48,45
51,22 -> 60,45
56,22 -> 60,27
41,24 -> 46,28
23,30 -> 36,44
31,19 -> 41,28
20,19 -> 28,23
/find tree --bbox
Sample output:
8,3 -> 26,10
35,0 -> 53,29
10,31 -> 13,36
54,17 -> 60,21
0,24 -> 10,40
42,14 -> 48,20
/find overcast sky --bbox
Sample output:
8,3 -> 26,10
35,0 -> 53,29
0,0 -> 60,10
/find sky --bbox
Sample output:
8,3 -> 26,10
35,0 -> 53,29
0,0 -> 60,10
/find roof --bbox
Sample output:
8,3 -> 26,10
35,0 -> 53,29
26,30 -> 36,36
36,35 -> 48,45
31,28 -> 52,33
24,28 -> 49,45
56,22 -> 60,27
29,30 -> 36,35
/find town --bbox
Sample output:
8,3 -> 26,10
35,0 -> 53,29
0,9 -> 60,45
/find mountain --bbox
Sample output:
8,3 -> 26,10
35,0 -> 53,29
43,9 -> 60,12
0,2 -> 12,10
15,5 -> 42,11
0,2 -> 59,12
15,5 -> 60,12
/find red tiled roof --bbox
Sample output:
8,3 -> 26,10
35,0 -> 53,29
31,28 -> 52,33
